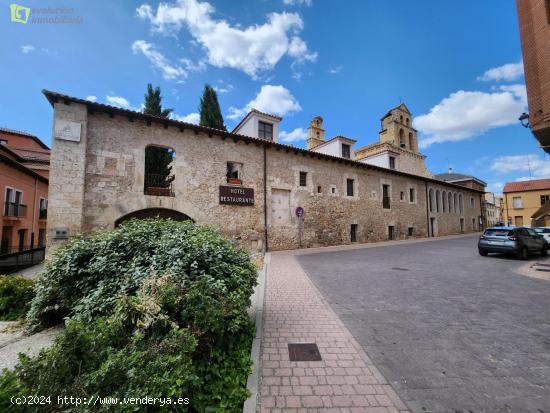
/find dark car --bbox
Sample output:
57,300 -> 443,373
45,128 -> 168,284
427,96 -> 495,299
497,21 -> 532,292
478,227 -> 547,259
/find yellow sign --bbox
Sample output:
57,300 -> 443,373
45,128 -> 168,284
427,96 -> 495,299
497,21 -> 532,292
10,3 -> 30,24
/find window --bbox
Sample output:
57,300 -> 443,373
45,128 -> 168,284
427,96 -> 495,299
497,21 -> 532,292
459,194 -> 464,214
317,186 -> 322,193
408,227 -> 414,236
448,192 -> 453,213
399,129 -> 405,147
406,118 -> 409,126
512,196 -> 522,209
350,224 -> 358,242
383,184 -> 391,209
442,191 -> 447,212
408,132 -> 413,149
342,143 -> 351,159
346,179 -> 354,196
400,191 -> 404,201
470,197 -> 475,208
299,171 -> 307,187
331,186 -> 336,194
226,162 -> 243,184
429,188 -> 434,212
541,195 -> 550,205
409,188 -> 415,203
144,145 -> 175,197
39,198 -> 48,219
436,190 -> 441,212
389,156 -> 396,170
258,121 -> 273,140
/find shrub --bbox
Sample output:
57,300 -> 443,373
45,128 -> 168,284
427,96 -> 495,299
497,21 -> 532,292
0,275 -> 34,321
1,219 -> 257,412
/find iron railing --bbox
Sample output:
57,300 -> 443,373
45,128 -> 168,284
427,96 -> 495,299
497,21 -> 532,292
144,174 -> 175,197
4,202 -> 27,217
39,208 -> 47,219
383,196 -> 391,209
0,246 -> 45,273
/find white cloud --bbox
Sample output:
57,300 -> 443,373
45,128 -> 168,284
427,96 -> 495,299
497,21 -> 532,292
283,0 -> 312,5
280,127 -> 307,142
85,95 -> 97,102
328,65 -> 342,74
486,181 -> 504,194
132,40 -> 187,81
175,112 -> 200,124
227,85 -> 301,120
214,83 -> 233,94
21,45 -> 35,54
415,87 -> 527,147
106,95 -> 132,109
490,154 -> 550,179
478,60 -> 524,82
136,0 -> 316,78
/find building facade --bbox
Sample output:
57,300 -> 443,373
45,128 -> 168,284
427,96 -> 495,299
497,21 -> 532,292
0,128 -> 49,254
502,178 -> 550,226
516,0 -> 550,153
44,90 -> 483,253
483,193 -> 502,228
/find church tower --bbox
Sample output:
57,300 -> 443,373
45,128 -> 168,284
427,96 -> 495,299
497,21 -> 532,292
378,103 -> 419,153
307,116 -> 325,150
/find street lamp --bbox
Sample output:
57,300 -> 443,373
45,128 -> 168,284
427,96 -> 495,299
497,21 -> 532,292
519,112 -> 530,128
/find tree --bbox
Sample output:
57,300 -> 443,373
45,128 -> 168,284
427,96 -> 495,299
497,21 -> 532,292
143,84 -> 173,118
199,84 -> 226,131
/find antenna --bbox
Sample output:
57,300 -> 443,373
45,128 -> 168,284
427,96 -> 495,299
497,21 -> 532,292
527,154 -> 533,178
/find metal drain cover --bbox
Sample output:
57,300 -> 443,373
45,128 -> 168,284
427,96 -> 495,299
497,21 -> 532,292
288,343 -> 322,361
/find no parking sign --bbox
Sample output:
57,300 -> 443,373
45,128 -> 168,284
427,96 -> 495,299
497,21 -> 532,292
295,207 -> 304,217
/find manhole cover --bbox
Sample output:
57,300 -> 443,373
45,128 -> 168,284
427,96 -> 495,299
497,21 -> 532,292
392,267 -> 409,271
288,343 -> 322,361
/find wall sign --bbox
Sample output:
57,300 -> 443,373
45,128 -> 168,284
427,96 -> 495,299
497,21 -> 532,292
219,186 -> 254,206
54,119 -> 82,142
295,206 -> 304,217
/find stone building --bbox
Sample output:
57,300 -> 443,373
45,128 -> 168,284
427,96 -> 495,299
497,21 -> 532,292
516,0 -> 550,153
43,90 -> 483,253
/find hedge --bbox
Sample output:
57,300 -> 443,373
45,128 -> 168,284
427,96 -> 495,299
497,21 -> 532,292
0,275 -> 34,321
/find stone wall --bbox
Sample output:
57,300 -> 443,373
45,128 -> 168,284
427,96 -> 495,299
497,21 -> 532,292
47,101 -> 482,253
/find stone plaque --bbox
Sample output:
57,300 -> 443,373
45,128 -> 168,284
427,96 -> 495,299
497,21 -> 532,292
54,119 -> 81,142
219,186 -> 254,206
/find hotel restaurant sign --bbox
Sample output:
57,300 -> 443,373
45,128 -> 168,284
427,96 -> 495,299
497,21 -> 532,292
219,186 -> 254,206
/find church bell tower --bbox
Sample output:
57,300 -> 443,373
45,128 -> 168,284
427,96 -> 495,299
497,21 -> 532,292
307,116 -> 325,150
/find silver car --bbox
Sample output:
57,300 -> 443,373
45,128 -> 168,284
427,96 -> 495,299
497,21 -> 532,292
534,227 -> 550,245
478,227 -> 547,260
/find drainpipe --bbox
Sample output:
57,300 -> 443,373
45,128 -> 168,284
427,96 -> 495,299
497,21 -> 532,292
31,177 -> 37,248
424,181 -> 430,237
263,145 -> 268,253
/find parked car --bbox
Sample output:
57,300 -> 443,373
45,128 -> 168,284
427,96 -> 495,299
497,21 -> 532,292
478,227 -> 547,259
534,227 -> 550,245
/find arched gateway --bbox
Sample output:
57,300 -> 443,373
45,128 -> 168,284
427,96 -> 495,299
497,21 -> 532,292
114,208 -> 193,227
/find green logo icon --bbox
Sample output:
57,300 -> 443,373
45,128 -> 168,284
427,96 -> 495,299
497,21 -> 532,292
10,3 -> 30,24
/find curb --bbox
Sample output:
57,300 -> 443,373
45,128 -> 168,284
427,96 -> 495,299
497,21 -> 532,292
243,253 -> 269,413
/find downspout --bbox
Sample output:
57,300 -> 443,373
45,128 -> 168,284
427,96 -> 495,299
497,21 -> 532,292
31,176 -> 37,248
424,181 -> 430,237
263,145 -> 268,253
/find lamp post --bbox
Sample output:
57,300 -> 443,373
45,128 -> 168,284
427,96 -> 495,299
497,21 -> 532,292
519,112 -> 530,128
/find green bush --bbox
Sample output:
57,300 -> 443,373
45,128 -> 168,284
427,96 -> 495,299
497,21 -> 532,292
0,275 -> 34,320
1,219 -> 257,412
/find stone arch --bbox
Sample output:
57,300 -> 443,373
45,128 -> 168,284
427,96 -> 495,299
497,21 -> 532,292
442,190 -> 447,213
454,193 -> 458,213
115,208 -> 193,227
448,192 -> 453,213
429,188 -> 434,212
436,190 -> 441,212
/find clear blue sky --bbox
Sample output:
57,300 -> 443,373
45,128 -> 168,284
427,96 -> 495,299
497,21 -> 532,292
1,0 -> 548,194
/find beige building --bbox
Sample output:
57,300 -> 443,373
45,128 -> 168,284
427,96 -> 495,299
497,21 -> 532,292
483,193 -> 502,228
502,178 -> 550,226
43,90 -> 483,253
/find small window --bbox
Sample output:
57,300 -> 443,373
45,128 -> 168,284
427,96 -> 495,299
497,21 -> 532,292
317,186 -> 322,193
389,156 -> 396,170
383,184 -> 391,209
408,227 -> 414,236
226,162 -> 243,184
331,187 -> 336,194
406,118 -> 409,126
400,191 -> 404,201
470,197 -> 475,208
409,188 -> 415,203
342,143 -> 351,159
541,195 -> 550,205
346,179 -> 354,196
299,171 -> 307,187
258,121 -> 273,140
512,196 -> 522,209
0,139 -> 7,145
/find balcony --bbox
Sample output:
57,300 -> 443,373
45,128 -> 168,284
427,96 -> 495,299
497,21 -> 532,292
4,202 -> 27,218
39,208 -> 47,219
144,174 -> 175,197
383,196 -> 391,209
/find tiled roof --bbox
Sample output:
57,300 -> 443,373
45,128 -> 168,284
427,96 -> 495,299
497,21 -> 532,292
532,202 -> 550,219
9,148 -> 50,162
0,127 -> 50,150
503,178 -> 550,193
435,172 -> 487,186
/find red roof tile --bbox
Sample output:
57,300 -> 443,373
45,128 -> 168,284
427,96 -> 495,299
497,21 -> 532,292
503,178 -> 550,193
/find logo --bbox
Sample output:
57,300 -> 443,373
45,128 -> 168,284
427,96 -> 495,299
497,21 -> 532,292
10,3 -> 30,23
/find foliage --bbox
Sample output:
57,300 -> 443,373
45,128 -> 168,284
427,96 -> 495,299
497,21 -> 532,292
3,220 -> 257,412
144,146 -> 175,188
0,275 -> 34,321
199,84 -> 226,131
143,83 -> 173,118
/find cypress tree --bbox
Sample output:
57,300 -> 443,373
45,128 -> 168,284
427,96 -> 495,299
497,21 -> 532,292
143,84 -> 173,118
199,84 -> 226,130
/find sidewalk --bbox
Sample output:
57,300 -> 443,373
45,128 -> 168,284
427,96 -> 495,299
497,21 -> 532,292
258,253 -> 410,413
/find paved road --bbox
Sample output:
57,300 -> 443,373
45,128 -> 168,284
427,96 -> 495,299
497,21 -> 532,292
296,235 -> 550,413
